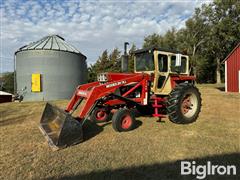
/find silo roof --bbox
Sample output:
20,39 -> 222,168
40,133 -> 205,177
16,35 -> 86,57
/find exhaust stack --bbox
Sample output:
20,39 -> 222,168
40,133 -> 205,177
121,42 -> 129,72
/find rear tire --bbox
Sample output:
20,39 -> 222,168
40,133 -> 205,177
112,109 -> 136,132
167,83 -> 201,124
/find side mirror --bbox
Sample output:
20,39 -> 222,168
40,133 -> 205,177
174,54 -> 182,74
176,53 -> 181,66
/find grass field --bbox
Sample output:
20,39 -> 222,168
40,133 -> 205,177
0,85 -> 239,180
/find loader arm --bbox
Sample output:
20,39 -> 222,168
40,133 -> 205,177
65,73 -> 150,120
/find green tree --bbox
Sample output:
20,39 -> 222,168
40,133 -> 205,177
96,50 -> 110,72
2,72 -> 14,93
109,48 -> 121,72
87,50 -> 109,82
143,28 -> 177,50
143,33 -> 164,48
176,7 -> 210,79
162,27 -> 178,50
142,0 -> 240,84
177,8 -> 208,56
87,65 -> 97,82
128,44 -> 137,72
87,48 -> 122,82
201,0 -> 240,83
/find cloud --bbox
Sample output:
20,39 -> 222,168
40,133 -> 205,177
0,0 -> 211,72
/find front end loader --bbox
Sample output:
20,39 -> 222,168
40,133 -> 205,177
39,43 -> 201,150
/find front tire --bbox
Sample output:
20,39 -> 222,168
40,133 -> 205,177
90,107 -> 111,123
167,83 -> 201,124
112,109 -> 136,132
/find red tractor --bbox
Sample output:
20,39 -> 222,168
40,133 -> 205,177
39,43 -> 201,150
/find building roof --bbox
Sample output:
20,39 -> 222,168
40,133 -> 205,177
133,47 -> 186,55
15,35 -> 86,57
0,91 -> 13,96
221,42 -> 240,64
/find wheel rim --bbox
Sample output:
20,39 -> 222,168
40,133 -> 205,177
96,110 -> 107,121
121,115 -> 132,129
181,93 -> 198,118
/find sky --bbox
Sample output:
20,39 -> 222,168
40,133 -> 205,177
0,0 -> 210,72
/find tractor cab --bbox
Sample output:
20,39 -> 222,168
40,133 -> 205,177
133,48 -> 190,95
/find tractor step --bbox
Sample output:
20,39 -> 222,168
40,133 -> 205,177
152,114 -> 166,118
152,104 -> 163,108
151,96 -> 166,119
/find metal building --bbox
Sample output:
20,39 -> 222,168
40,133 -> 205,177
15,35 -> 87,101
0,91 -> 13,103
222,43 -> 240,93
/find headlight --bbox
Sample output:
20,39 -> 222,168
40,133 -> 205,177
97,73 -> 108,82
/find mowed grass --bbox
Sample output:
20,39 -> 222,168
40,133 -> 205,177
0,85 -> 239,180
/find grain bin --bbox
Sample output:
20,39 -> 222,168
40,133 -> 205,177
15,35 -> 87,101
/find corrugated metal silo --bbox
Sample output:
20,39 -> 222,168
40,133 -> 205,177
15,35 -> 87,101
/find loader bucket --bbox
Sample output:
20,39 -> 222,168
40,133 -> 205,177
39,103 -> 83,150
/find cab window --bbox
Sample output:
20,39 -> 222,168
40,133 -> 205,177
135,52 -> 154,71
171,56 -> 177,72
158,54 -> 168,72
171,55 -> 187,73
180,57 -> 187,73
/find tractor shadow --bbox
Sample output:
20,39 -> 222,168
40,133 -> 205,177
82,120 -> 142,142
133,120 -> 143,130
215,86 -> 225,91
48,153 -> 240,180
82,121 -> 105,141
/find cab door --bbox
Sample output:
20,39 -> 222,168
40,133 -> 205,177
152,51 -> 169,94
